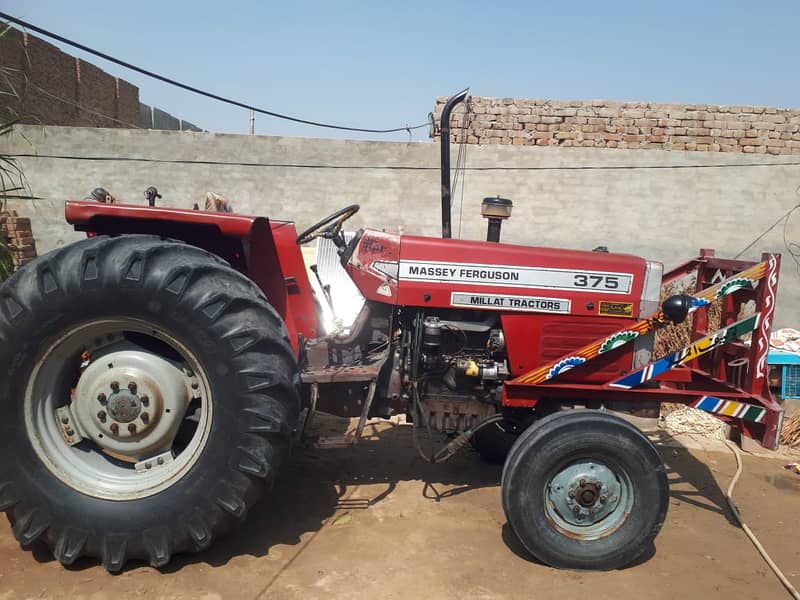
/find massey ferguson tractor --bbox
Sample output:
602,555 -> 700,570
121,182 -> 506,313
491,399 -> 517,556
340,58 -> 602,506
0,92 -> 785,573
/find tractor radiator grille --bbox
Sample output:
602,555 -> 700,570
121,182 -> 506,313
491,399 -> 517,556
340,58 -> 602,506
539,320 -> 624,362
539,319 -> 633,382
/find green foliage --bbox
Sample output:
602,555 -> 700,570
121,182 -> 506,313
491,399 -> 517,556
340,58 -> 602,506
0,237 -> 11,281
0,24 -> 37,282
0,120 -> 36,283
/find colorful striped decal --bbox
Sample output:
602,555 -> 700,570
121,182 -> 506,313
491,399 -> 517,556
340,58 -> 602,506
609,313 -> 760,389
511,260 -> 769,386
692,396 -> 767,423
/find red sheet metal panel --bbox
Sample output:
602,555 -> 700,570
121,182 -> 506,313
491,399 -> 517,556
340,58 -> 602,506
395,234 -> 648,316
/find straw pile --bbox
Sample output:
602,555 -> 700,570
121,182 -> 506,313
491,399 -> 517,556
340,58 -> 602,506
780,412 -> 800,448
663,406 -> 727,435
653,274 -> 725,356
654,277 -> 694,355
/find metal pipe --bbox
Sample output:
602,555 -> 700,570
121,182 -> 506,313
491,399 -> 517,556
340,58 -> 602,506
486,218 -> 502,242
353,380 -> 377,444
440,88 -> 469,239
301,383 -> 319,440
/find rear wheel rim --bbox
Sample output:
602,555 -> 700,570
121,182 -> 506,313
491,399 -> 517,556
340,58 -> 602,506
544,459 -> 633,540
24,318 -> 213,501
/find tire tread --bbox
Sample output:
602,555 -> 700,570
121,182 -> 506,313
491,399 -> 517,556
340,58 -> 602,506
0,235 -> 299,571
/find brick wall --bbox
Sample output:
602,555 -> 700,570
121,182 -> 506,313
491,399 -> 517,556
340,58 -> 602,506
0,27 -> 201,132
432,97 -> 800,154
0,27 -> 140,128
0,211 -> 37,270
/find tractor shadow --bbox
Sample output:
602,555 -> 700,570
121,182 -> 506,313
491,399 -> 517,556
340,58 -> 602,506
160,413 -> 503,572
44,415 -> 735,573
173,417 -> 736,571
650,430 -> 738,526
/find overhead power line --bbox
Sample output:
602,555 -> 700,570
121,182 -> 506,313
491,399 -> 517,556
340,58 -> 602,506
0,12 -> 432,134
24,79 -> 141,129
10,153 -> 800,171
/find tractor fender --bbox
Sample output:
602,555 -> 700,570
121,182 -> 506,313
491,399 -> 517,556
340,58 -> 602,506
65,201 -> 317,350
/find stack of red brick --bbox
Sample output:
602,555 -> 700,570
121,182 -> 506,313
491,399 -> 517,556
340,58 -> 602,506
432,96 -> 800,154
0,212 -> 38,270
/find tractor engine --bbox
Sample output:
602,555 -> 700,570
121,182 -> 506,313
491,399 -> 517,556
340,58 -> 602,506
415,312 -> 509,433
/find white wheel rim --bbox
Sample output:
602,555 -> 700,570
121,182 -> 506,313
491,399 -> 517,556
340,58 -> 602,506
24,318 -> 213,501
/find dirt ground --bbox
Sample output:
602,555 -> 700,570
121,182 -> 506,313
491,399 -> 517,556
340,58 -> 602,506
0,416 -> 798,600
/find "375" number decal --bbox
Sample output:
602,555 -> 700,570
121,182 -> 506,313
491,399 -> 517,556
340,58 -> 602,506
574,274 -> 620,290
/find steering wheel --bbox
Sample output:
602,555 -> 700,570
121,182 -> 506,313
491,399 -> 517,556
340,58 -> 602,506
296,204 -> 360,246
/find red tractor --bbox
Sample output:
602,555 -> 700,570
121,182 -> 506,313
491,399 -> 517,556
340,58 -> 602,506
0,94 -> 784,572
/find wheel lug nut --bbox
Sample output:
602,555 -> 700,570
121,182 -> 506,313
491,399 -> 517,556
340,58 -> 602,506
128,423 -> 137,434
110,381 -> 119,393
128,382 -> 137,394
97,393 -> 107,405
568,491 -> 575,498
66,428 -> 74,436
97,410 -> 107,422
110,423 -> 119,434
60,416 -> 69,424
191,382 -> 199,390
140,395 -> 149,407
141,412 -> 150,425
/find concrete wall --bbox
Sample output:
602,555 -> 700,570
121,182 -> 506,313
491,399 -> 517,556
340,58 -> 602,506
138,103 -> 203,132
433,96 -> 800,155
5,124 -> 800,326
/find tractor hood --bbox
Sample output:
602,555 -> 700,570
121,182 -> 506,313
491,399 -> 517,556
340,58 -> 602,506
346,229 -> 663,319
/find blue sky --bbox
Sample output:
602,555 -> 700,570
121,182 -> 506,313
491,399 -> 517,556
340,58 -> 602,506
3,1 -> 798,141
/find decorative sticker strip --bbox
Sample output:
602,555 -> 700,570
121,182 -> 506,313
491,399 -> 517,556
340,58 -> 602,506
609,313 -> 760,389
691,396 -> 766,423
511,260 -> 769,386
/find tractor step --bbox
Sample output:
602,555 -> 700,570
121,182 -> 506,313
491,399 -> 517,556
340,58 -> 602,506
314,435 -> 353,449
302,380 -> 378,447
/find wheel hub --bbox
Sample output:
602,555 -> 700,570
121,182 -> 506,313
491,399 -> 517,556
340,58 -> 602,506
547,462 -> 622,527
106,390 -> 141,423
69,348 -> 195,458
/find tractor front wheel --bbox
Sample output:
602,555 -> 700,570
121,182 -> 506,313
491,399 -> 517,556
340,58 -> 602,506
0,235 -> 299,571
501,410 -> 668,570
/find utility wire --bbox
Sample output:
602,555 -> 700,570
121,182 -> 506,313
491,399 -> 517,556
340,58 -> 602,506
782,204 -> 800,277
23,79 -> 141,129
734,203 -> 800,258
452,98 -> 472,238
9,153 -> 800,171
0,12 -> 431,134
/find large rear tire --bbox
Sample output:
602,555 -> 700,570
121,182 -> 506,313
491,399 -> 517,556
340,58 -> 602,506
501,410 -> 668,570
0,235 -> 299,571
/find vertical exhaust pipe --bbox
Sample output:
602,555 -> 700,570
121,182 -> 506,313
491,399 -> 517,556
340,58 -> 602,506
440,88 -> 469,239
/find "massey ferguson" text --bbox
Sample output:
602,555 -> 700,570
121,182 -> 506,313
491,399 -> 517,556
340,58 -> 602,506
407,265 -> 520,281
